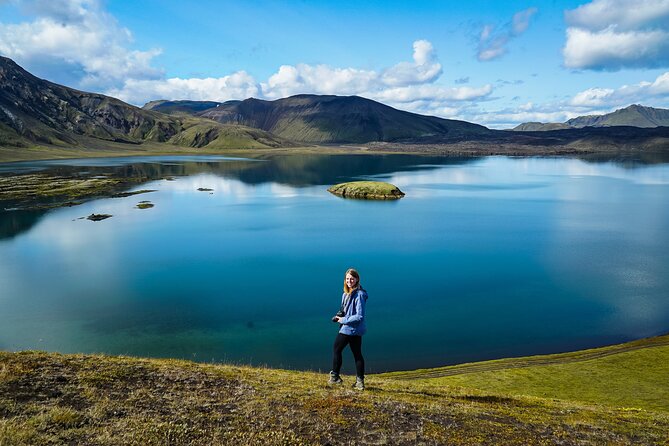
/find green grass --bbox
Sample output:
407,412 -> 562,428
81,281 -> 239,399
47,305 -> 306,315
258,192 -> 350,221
327,181 -> 405,199
381,334 -> 669,413
1,335 -> 669,445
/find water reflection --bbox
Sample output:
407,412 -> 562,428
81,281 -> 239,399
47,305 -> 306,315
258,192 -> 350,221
0,155 -> 478,239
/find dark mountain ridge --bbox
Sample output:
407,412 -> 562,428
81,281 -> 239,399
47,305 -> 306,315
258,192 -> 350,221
513,104 -> 669,131
0,57 -> 289,150
2,56 -> 669,157
149,94 -> 492,144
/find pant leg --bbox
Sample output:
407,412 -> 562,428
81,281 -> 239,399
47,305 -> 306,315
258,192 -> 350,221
348,335 -> 365,377
332,333 -> 350,375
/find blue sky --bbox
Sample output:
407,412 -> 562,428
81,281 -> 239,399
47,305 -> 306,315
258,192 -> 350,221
2,0 -> 669,128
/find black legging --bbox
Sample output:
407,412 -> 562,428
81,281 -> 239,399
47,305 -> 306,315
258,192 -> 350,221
332,333 -> 365,377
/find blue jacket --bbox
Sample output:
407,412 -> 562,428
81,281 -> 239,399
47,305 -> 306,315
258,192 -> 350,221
339,288 -> 367,336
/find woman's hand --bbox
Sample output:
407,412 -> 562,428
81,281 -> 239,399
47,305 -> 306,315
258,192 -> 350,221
334,316 -> 343,323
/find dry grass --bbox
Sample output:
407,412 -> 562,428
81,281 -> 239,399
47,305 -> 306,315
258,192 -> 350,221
1,349 -> 668,445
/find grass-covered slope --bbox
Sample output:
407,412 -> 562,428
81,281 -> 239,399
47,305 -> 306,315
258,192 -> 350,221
1,335 -> 668,445
142,100 -> 224,115
199,94 -> 491,144
382,334 -> 669,413
0,57 -> 292,152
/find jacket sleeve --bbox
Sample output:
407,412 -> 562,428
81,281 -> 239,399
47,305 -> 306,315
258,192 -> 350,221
340,291 -> 365,325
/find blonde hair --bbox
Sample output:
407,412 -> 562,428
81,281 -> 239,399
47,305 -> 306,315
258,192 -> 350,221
343,268 -> 361,294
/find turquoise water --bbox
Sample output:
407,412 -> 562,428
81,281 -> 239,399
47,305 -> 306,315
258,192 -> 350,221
1,154 -> 669,373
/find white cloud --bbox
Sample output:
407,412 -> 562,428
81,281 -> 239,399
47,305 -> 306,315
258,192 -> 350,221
478,7 -> 538,61
570,87 -> 616,107
111,40 -> 489,117
0,0 -> 162,89
565,0 -> 669,31
371,84 -> 492,104
107,72 -> 260,106
0,2 -> 492,121
563,0 -> 669,70
479,69 -> 669,129
569,71 -> 669,108
380,39 -> 442,86
261,64 -> 378,98
512,7 -> 538,34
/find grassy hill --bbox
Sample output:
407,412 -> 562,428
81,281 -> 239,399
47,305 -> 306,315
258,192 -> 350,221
0,57 -> 291,152
198,94 -> 492,144
142,100 -> 225,115
513,104 -> 669,131
1,335 -> 668,445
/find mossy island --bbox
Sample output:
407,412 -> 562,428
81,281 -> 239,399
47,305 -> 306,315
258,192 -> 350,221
328,181 -> 405,200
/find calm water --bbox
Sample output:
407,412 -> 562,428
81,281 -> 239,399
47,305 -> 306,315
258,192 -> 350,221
1,154 -> 669,373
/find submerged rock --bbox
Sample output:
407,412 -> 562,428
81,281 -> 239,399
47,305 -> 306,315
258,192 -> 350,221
86,213 -> 112,221
327,181 -> 405,200
136,201 -> 154,209
111,189 -> 157,198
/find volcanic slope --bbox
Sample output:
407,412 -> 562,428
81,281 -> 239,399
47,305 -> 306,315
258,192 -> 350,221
0,57 -> 289,151
194,94 -> 492,143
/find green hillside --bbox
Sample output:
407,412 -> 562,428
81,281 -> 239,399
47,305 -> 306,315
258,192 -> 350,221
382,333 -> 669,412
1,335 -> 668,445
0,57 -> 291,152
199,94 -> 492,144
142,100 -> 224,115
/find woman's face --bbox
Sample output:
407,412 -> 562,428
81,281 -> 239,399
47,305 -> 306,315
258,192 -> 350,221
345,273 -> 358,289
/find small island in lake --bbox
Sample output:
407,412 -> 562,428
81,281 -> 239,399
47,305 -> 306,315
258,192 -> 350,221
328,181 -> 405,200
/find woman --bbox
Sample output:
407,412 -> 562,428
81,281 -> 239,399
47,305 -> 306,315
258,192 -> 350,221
329,268 -> 367,390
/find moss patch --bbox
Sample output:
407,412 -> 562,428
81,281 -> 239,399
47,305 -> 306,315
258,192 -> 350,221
328,181 -> 405,200
136,201 -> 154,209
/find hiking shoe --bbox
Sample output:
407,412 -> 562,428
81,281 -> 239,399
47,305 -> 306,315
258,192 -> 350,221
353,376 -> 365,391
328,371 -> 343,385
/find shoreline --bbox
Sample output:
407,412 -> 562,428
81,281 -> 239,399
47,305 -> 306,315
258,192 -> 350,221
2,139 -> 669,164
2,331 -> 667,377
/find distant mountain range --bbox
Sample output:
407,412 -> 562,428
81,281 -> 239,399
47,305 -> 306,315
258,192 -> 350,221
513,105 -> 669,131
0,57 -> 289,150
2,56 -> 669,156
144,95 -> 491,143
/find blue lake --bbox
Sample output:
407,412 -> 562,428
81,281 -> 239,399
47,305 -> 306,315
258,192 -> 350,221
1,154 -> 669,373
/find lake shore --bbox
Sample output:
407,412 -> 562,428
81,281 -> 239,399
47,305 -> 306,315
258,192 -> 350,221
1,334 -> 667,445
2,136 -> 669,164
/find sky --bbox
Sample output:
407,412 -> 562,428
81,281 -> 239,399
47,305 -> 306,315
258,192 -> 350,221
1,0 -> 669,128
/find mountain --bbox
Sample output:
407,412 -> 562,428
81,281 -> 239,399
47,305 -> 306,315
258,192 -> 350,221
142,100 -> 225,115
152,94 -> 492,144
511,122 -> 571,131
0,57 -> 289,150
567,104 -> 669,128
512,104 -> 669,131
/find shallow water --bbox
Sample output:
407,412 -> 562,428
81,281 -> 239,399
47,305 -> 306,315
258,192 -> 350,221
1,154 -> 668,373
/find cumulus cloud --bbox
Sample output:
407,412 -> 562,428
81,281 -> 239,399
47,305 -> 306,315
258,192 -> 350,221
0,1 -> 492,121
478,7 -> 538,61
569,71 -> 669,107
565,0 -> 669,31
107,72 -> 260,106
563,0 -> 669,70
380,40 -> 442,86
104,37 -> 492,119
478,70 -> 669,129
261,64 -> 378,98
0,0 -> 163,90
